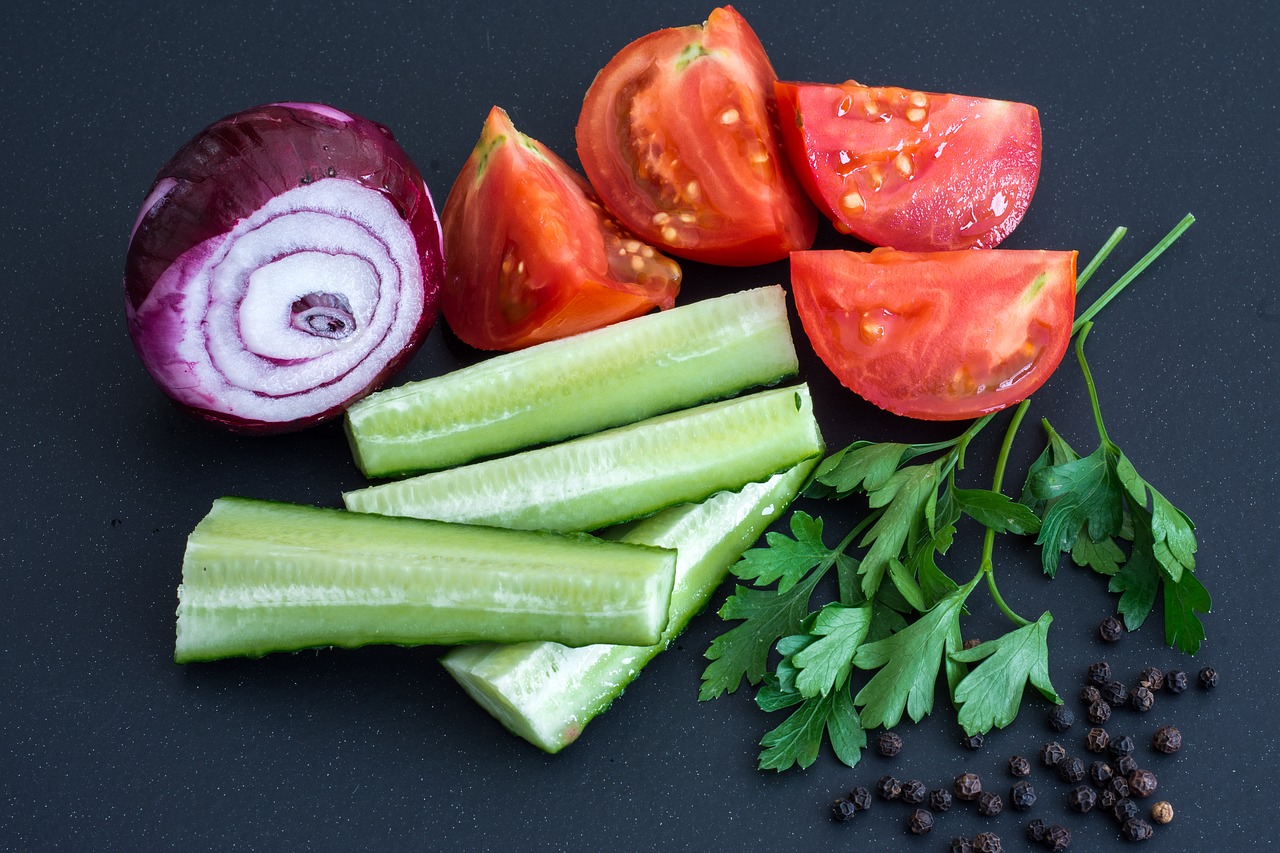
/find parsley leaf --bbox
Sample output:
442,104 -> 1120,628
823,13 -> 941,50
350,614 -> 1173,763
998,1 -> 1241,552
1028,444 -> 1125,576
790,603 -> 873,698
853,576 -> 978,729
733,511 -> 836,593
951,611 -> 1060,734
755,679 -> 864,771
701,513 -> 854,699
1108,505 -> 1210,654
1070,529 -> 1127,575
1113,449 -> 1197,582
952,487 -> 1042,535
1163,568 -> 1211,655
910,485 -> 963,609
700,571 -> 824,700
805,441 -> 910,500
1108,508 -> 1161,630
859,461 -> 942,598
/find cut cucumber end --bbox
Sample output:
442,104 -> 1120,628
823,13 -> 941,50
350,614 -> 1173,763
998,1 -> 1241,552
345,286 -> 800,477
343,383 -> 824,533
440,460 -> 816,753
174,497 -> 677,662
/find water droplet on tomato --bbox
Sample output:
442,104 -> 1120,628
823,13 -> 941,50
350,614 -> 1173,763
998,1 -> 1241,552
859,307 -> 900,344
991,190 -> 1009,217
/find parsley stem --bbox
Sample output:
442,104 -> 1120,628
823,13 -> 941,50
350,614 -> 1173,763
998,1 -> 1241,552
1075,226 -> 1127,292
906,412 -> 997,461
1074,322 -> 1112,447
1072,213 -> 1195,335
979,398 -> 1034,629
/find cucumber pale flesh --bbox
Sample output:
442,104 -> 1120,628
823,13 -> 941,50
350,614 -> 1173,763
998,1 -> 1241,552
174,497 -> 677,663
343,384 -> 823,533
439,460 -> 815,753
345,286 -> 799,477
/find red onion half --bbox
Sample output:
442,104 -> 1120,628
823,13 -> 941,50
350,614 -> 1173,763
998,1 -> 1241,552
124,103 -> 443,433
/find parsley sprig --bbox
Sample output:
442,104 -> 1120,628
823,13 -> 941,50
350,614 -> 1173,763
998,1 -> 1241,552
700,215 -> 1209,771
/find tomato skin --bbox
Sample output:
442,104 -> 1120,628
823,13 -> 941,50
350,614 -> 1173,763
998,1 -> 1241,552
791,248 -> 1077,420
775,80 -> 1041,252
576,6 -> 817,266
441,106 -> 681,351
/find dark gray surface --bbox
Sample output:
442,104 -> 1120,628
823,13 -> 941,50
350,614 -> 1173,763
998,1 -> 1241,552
2,1 -> 1276,850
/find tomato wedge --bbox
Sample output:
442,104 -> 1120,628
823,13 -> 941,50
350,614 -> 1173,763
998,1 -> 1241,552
775,80 -> 1042,251
440,107 -> 680,351
791,248 -> 1076,420
576,6 -> 817,266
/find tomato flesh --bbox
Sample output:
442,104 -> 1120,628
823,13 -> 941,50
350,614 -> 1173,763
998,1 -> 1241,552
577,6 -> 817,266
441,106 -> 680,351
775,80 -> 1041,251
791,248 -> 1076,420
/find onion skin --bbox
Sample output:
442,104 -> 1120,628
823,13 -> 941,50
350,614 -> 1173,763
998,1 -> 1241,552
124,103 -> 443,434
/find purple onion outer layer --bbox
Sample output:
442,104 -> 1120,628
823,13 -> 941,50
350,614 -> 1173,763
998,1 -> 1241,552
124,102 -> 444,433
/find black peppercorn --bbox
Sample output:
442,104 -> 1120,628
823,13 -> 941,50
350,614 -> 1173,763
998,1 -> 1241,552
1066,784 -> 1097,813
954,772 -> 983,801
1057,755 -> 1086,784
1008,755 -> 1032,777
929,788 -> 953,812
1152,725 -> 1182,754
1099,615 -> 1124,642
1039,741 -> 1067,767
1099,788 -> 1119,810
962,637 -> 982,650
1100,679 -> 1128,706
962,732 -> 985,750
1087,660 -> 1112,684
849,786 -> 872,811
876,730 -> 903,757
877,775 -> 902,800
1165,669 -> 1189,694
1080,685 -> 1102,705
1113,797 -> 1139,823
906,808 -> 934,835
1129,685 -> 1155,713
1109,776 -> 1131,799
1198,667 -> 1219,689
1025,819 -> 1048,843
1047,705 -> 1075,732
972,831 -> 1003,853
976,791 -> 1003,817
1121,817 -> 1154,841
901,779 -> 927,804
1117,754 -> 1138,776
1137,666 -> 1164,691
831,797 -> 857,822
1089,760 -> 1114,786
1129,768 -> 1158,799
1010,780 -> 1036,811
949,837 -> 975,853
1085,727 -> 1110,753
1044,824 -> 1072,851
1109,734 -> 1136,757
1086,699 -> 1112,725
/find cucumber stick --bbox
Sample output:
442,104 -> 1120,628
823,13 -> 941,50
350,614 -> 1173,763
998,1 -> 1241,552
174,497 -> 677,663
440,460 -> 816,753
342,384 -> 823,533
344,286 -> 799,477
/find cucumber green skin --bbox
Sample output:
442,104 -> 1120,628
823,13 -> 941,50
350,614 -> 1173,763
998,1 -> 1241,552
343,384 -> 823,533
440,460 -> 816,753
345,286 -> 799,478
174,498 -> 676,663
